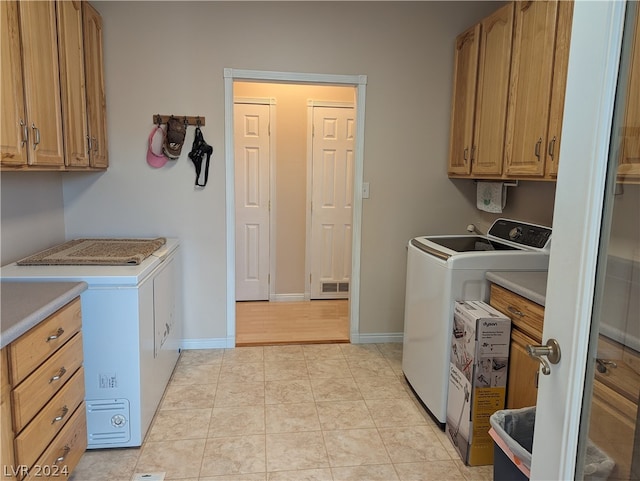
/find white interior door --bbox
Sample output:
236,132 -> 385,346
309,106 -> 355,299
234,102 -> 270,301
529,2 -> 628,479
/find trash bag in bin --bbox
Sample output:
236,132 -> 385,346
489,407 -> 616,481
489,406 -> 535,479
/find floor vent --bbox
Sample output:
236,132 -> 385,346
321,282 -> 349,293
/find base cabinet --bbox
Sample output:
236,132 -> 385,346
1,297 -> 86,480
491,281 -> 640,480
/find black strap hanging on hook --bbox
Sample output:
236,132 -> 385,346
188,127 -> 212,187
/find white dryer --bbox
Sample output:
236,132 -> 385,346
402,219 -> 551,427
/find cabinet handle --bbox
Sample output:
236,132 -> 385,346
31,123 -> 40,150
507,306 -> 525,317
463,147 -> 469,163
87,135 -> 92,154
20,119 -> 28,147
46,327 -> 65,342
548,136 -> 556,159
49,366 -> 67,383
534,138 -> 542,161
51,405 -> 69,424
54,446 -> 71,465
596,358 -> 617,373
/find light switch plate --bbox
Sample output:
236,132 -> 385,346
362,182 -> 370,199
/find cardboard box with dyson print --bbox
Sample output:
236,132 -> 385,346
446,301 -> 511,466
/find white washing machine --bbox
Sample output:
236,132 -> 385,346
402,219 -> 551,427
1,238 -> 182,448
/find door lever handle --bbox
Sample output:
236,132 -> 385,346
526,338 -> 561,375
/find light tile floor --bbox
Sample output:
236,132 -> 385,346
70,343 -> 493,481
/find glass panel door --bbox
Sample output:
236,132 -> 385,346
577,2 -> 640,479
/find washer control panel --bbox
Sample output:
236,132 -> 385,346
488,219 -> 552,250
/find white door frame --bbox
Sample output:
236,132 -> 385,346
305,100 -> 356,300
234,97 -> 277,301
224,68 -> 367,348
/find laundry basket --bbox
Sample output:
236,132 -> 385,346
489,407 -> 615,481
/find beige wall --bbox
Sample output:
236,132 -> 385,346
234,82 -> 355,296
60,1 -> 508,342
0,2 -> 633,343
1,173 -> 66,264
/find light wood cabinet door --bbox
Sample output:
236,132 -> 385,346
504,0 -> 558,177
19,1 -> 65,167
618,3 -> 640,182
472,2 -> 513,176
83,2 -> 108,169
506,328 -> 540,408
58,0 -> 90,167
448,23 -> 480,176
0,1 -> 27,167
1,349 -> 16,480
545,0 -> 573,178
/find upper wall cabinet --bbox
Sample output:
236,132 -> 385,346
58,0 -> 90,168
617,3 -> 640,183
83,2 -> 108,169
0,1 -> 108,172
1,1 -> 65,168
448,23 -> 480,176
448,1 -> 573,181
448,4 -> 514,178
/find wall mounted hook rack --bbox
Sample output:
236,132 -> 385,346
153,115 -> 205,127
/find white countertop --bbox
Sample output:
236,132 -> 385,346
486,271 -> 548,306
0,281 -> 87,349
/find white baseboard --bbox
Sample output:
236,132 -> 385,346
350,332 -> 404,344
180,338 -> 230,350
181,332 -> 404,350
269,293 -> 306,302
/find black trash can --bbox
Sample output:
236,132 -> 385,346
489,407 -> 534,481
489,407 -> 615,481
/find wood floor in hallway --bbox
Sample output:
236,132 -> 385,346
235,299 -> 350,346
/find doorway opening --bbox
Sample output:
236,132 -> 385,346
224,69 -> 367,347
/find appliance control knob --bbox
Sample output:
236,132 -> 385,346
111,414 -> 127,428
509,227 -> 523,240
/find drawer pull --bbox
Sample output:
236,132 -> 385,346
54,446 -> 71,465
49,367 -> 67,383
52,405 -> 69,424
507,306 -> 525,317
46,327 -> 65,342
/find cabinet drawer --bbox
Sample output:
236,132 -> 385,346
23,403 -> 87,481
8,297 -> 81,386
11,333 -> 83,433
14,367 -> 84,469
490,284 -> 544,342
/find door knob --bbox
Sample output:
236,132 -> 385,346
526,338 -> 561,375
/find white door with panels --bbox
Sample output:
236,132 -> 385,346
234,102 -> 271,301
309,106 -> 355,299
